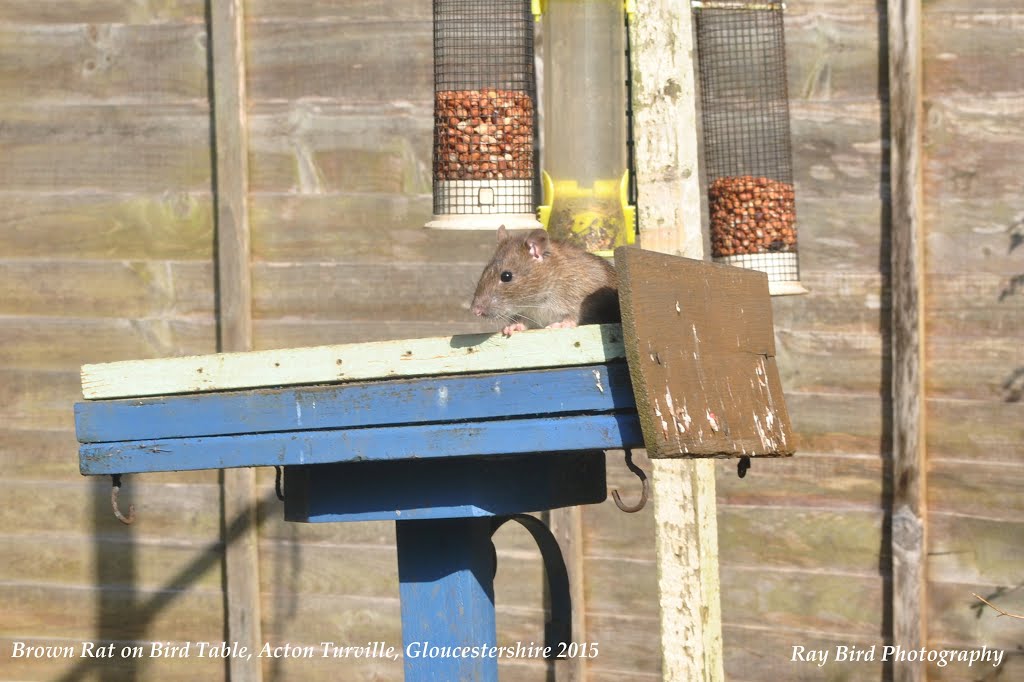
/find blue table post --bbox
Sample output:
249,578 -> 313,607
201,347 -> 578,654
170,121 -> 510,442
396,517 -> 498,681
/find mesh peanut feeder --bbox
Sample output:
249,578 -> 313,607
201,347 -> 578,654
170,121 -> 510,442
695,1 -> 806,295
426,0 -> 542,230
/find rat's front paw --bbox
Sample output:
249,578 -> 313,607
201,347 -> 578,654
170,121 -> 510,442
502,322 -> 528,336
546,318 -> 579,330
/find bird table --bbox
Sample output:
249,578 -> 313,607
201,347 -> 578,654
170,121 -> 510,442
74,248 -> 793,681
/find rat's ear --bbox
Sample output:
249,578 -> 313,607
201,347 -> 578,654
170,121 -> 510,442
497,225 -> 508,242
525,229 -> 549,261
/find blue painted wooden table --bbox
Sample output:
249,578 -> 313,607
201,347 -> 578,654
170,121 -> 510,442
77,361 -> 643,680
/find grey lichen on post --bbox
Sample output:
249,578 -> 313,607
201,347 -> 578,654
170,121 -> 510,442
629,1 -> 726,680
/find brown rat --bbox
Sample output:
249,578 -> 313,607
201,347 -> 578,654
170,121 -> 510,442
470,226 -> 620,335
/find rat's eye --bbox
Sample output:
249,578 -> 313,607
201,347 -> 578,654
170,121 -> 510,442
500,271 -> 513,283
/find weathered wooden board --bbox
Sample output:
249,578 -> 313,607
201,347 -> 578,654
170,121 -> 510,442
927,581 -> 1024,649
246,0 -> 432,21
246,20 -> 431,102
0,534 -> 221,590
2,477 -> 221,536
0,24 -> 208,103
928,459 -> 1024,520
250,194 -> 491,262
789,100 -> 884,198
0,582 -> 223,640
80,324 -> 625,399
0,192 -> 213,260
76,364 -> 634,443
0,260 -> 214,319
928,513 -> 1024,587
255,319 -> 494,349
250,261 -> 482,322
79,413 -> 642,475
923,97 -> 1024,201
0,318 -> 215,371
0,1 -> 204,23
0,104 -> 211,192
922,12 -> 1024,97
247,103 -> 430,194
785,12 -> 882,101
616,247 -> 793,458
721,625 -> 886,682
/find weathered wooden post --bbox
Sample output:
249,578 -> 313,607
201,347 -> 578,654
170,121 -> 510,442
629,0 -> 726,679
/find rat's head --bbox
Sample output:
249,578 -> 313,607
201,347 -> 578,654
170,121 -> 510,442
470,226 -> 556,326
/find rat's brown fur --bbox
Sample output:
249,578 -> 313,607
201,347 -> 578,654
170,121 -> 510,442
470,227 -> 619,334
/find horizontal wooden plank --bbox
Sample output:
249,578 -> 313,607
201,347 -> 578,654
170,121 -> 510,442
81,324 -> 625,398
923,13 -> 1024,98
793,193 -> 884,272
0,192 -> 213,260
254,320 -> 497,351
770,270 -> 885,335
246,0 -> 432,21
790,100 -> 884,199
251,261 -> 481,322
0,428 -> 84,479
0,2 -> 204,23
928,459 -> 1024,521
923,97 -> 1024,201
0,260 -> 214,319
0,23 -> 208,104
924,197 -> 1024,276
722,625 -> 885,682
928,513 -> 1024,587
79,413 -> 643,474
0,533 -> 221,590
585,613 -> 661,677
927,580 -> 1024,650
1,368 -> 82,430
0,582 -> 223,641
76,364 -> 634,442
926,272 -> 1024,337
785,12 -> 881,101
723,566 -> 885,636
926,397 -> 1024,462
2,478 -> 224,539
248,104 -> 430,194
250,193 -> 490,263
927,335 -> 1024,401
925,0 -> 1024,11
584,558 -> 885,639
775,329 -> 883,394
247,20 -> 431,103
0,104 -> 211,192
785,391 -> 885,455
286,450 -> 605,522
715,453 -> 886,509
0,317 -> 215,371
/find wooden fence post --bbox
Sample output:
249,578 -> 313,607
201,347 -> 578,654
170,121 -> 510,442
209,1 -> 263,680
887,1 -> 927,681
629,1 -> 725,680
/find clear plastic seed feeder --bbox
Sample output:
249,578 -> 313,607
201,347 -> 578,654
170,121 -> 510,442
426,0 -> 542,230
537,0 -> 636,257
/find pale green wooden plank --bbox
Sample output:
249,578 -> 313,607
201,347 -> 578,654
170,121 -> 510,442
81,324 -> 626,399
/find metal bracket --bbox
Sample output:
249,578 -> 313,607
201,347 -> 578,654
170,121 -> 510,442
491,514 -> 571,654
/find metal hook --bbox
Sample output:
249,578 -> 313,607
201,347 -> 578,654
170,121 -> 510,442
737,456 -> 752,479
274,466 -> 285,501
111,474 -> 136,525
612,449 -> 649,513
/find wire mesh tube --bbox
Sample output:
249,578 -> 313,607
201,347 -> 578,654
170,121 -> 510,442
694,1 -> 804,290
428,0 -> 540,228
